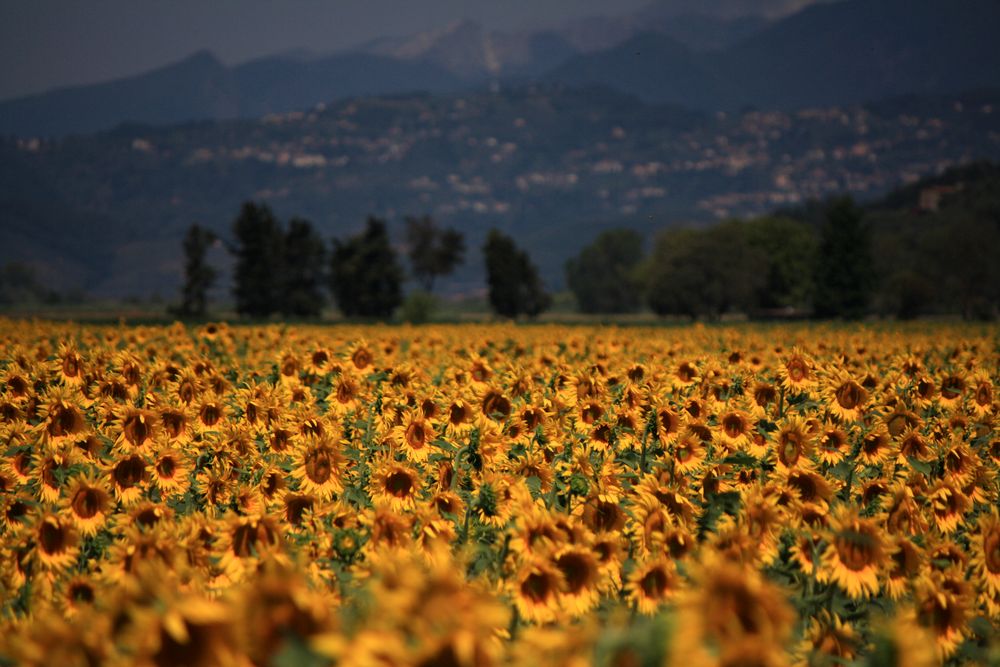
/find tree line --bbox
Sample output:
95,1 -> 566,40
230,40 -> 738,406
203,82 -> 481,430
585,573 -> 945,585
567,183 -> 999,320
178,162 -> 999,321
177,202 -> 549,320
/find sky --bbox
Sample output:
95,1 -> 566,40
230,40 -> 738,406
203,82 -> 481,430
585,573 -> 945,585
0,0 -> 816,101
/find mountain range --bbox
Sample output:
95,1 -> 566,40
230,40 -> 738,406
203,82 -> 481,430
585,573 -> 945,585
3,0 -> 998,137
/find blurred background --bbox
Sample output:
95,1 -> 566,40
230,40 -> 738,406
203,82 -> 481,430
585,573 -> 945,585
1,0 -> 998,320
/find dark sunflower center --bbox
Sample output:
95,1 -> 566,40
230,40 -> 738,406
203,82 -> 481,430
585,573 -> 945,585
722,415 -> 745,439
385,471 -> 413,498
985,532 -> 1000,573
71,488 -> 102,519
835,382 -> 864,410
39,520 -> 67,554
521,572 -> 553,603
835,529 -> 878,571
113,456 -> 145,488
556,552 -> 593,594
640,568 -> 669,598
306,451 -> 333,484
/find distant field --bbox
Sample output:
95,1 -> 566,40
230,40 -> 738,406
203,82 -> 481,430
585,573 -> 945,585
1,321 -> 998,665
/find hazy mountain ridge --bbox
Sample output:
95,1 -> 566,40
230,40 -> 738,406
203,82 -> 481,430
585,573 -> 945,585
3,85 -> 998,298
3,0 -> 995,138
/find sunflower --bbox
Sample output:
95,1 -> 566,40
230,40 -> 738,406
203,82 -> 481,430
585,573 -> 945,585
371,461 -> 422,510
779,349 -> 816,393
824,371 -> 867,422
514,559 -> 564,624
683,554 -> 795,647
913,570 -> 973,660
971,510 -> 1000,599
926,479 -> 971,533
858,425 -> 894,466
35,450 -> 73,503
63,472 -> 112,536
937,372 -> 966,410
627,557 -> 678,615
884,534 -> 925,600
304,346 -> 335,377
672,431 -> 709,475
797,611 -> 861,666
968,369 -> 995,417
443,397 -> 476,435
111,405 -> 158,454
58,574 -> 99,618
219,514 -> 284,578
152,447 -> 191,498
159,405 -> 195,445
37,386 -> 88,448
289,438 -> 344,500
195,396 -> 228,431
550,545 -> 602,617
107,453 -> 149,505
52,342 -> 85,386
775,416 -> 813,471
654,405 -> 681,445
716,409 -> 753,451
31,512 -> 79,574
815,423 -> 849,465
749,380 -> 778,417
817,506 -> 887,599
328,372 -> 361,416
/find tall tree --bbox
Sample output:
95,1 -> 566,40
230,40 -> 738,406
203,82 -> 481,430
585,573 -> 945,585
232,201 -> 284,318
177,223 -> 217,318
743,216 -> 818,312
644,222 -> 766,319
330,217 -> 404,318
483,229 -> 550,319
405,215 -> 465,291
565,228 -> 644,314
813,197 -> 873,319
281,218 -> 326,318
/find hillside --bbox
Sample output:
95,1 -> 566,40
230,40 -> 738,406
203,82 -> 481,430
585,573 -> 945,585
3,86 -> 998,299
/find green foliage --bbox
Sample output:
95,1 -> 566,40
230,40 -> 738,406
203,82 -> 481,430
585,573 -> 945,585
482,228 -> 551,319
565,228 -> 645,314
813,196 -> 873,319
329,217 -> 404,319
743,216 -> 818,311
643,221 -> 767,318
280,217 -> 326,318
404,215 -> 465,292
232,201 -> 284,318
399,289 -> 438,324
175,224 -> 216,318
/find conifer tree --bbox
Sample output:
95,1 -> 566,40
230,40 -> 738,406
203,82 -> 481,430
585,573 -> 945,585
177,223 -> 217,318
330,217 -> 403,318
232,202 -> 284,318
281,217 -> 326,318
813,197 -> 873,319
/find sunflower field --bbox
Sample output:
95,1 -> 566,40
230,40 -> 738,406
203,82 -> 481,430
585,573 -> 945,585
1,320 -> 998,666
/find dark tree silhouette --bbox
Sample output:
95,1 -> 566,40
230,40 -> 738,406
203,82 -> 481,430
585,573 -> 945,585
566,228 -> 644,314
280,217 -> 326,318
330,217 -> 404,318
405,215 -> 465,291
644,222 -> 766,319
813,197 -> 873,319
483,229 -> 550,319
232,201 -> 284,318
177,223 -> 217,318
